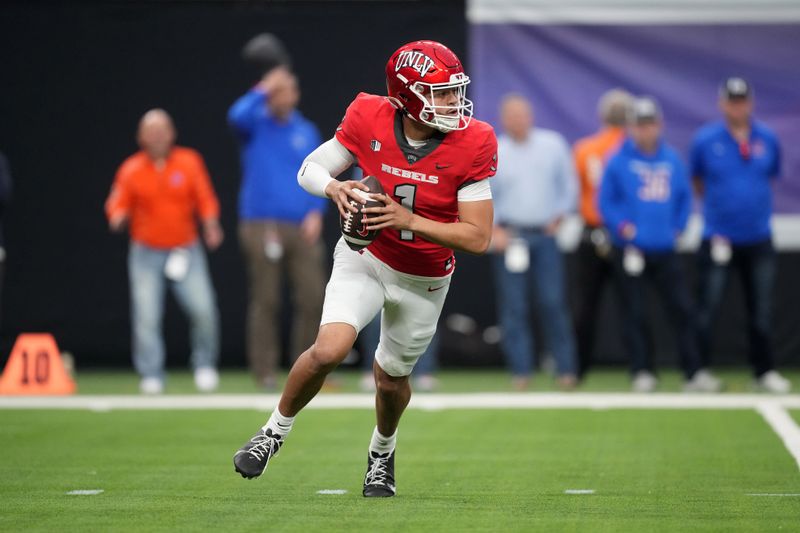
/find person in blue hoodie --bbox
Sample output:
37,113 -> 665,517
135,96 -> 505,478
691,78 -> 790,394
599,97 -> 721,393
229,66 -> 327,389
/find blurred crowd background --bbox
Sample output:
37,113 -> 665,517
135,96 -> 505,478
0,0 -> 798,386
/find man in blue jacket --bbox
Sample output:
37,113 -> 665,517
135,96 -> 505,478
229,67 -> 327,389
599,97 -> 720,393
691,78 -> 789,394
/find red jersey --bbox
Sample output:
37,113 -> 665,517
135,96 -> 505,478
335,93 -> 497,277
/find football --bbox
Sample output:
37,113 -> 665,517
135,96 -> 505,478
340,175 -> 384,251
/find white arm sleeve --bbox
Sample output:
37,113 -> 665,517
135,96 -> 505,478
297,137 -> 356,198
457,179 -> 493,202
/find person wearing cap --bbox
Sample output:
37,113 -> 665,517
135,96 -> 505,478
690,78 -> 789,393
228,66 -> 327,389
572,89 -> 633,377
491,94 -> 578,390
599,97 -> 720,393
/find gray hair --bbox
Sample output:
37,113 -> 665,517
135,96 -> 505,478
597,89 -> 633,126
499,92 -> 532,113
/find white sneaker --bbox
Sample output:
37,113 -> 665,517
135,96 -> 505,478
359,372 -> 376,392
140,377 -> 164,395
684,369 -> 723,393
413,374 -> 439,392
757,370 -> 791,394
632,371 -> 658,393
194,367 -> 219,393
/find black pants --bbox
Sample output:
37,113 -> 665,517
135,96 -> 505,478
574,226 -> 614,376
695,238 -> 775,376
611,248 -> 701,379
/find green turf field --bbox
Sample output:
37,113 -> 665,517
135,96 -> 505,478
2,406 -> 799,532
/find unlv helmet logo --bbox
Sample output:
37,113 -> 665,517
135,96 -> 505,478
395,50 -> 435,78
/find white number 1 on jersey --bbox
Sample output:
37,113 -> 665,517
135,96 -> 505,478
394,184 -> 417,241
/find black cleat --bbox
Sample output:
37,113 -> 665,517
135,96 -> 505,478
362,450 -> 396,497
233,428 -> 283,479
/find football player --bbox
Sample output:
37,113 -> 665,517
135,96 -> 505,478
233,40 -> 497,497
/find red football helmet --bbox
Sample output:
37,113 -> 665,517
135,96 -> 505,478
385,40 -> 473,132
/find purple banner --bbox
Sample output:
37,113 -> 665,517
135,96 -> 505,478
469,24 -> 800,212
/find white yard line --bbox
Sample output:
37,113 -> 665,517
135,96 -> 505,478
1,393 -> 800,410
3,393 -> 799,472
746,493 -> 800,497
755,403 -> 800,472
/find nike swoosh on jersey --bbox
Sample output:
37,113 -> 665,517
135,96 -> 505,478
427,285 -> 446,292
435,163 -> 452,170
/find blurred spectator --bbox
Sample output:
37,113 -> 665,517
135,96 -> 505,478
691,77 -> 790,393
105,109 -> 223,394
228,66 -> 326,389
358,315 -> 439,392
0,151 -> 11,326
599,97 -> 720,393
572,89 -> 633,377
490,94 -> 578,390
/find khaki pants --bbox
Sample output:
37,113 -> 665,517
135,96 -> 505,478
239,220 -> 326,384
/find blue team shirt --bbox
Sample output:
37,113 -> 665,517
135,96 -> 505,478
599,139 -> 691,252
690,120 -> 781,244
228,89 -> 326,221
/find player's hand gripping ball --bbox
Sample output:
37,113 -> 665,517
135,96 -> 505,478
339,175 -> 384,251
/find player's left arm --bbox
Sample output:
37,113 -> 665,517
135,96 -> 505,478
365,195 -> 494,255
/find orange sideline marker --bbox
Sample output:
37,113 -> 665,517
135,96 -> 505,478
0,333 -> 76,395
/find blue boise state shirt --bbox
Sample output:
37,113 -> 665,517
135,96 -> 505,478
599,139 -> 691,252
228,89 -> 326,221
690,120 -> 780,244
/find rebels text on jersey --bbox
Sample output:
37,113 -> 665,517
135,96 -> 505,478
335,92 -> 497,277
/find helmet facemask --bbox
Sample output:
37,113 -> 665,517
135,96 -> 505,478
408,73 -> 473,133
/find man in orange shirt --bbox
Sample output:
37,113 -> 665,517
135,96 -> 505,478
106,109 -> 224,394
572,89 -> 632,377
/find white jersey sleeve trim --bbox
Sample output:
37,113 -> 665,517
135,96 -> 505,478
297,137 -> 356,198
457,179 -> 493,202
